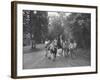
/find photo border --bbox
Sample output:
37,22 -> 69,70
11,1 -> 98,79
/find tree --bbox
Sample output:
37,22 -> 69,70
66,13 -> 91,48
23,10 -> 48,48
23,10 -> 31,46
48,14 -> 64,40
36,11 -> 48,43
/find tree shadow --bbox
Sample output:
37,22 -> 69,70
23,48 -> 43,54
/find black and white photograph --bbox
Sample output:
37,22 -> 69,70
23,11 -> 91,69
11,1 -> 97,78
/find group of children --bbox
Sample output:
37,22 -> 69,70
44,37 -> 77,61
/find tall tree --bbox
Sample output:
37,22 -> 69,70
23,10 -> 48,48
66,13 -> 91,48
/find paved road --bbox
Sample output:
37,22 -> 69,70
23,44 -> 90,69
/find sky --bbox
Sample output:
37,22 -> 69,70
48,11 -> 71,17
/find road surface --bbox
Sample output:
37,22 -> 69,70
23,44 -> 90,69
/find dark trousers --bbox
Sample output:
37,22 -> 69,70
50,48 -> 57,58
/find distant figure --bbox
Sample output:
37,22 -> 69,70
57,35 -> 62,49
69,40 -> 77,50
45,39 -> 51,57
73,40 -> 77,49
66,40 -> 70,55
68,39 -> 77,56
62,40 -> 68,56
45,39 -> 50,48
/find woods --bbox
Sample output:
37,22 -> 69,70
65,13 -> 91,48
23,10 -> 48,48
23,10 -> 91,49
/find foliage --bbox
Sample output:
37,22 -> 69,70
66,13 -> 91,48
23,11 -> 91,49
23,10 -> 48,47
47,15 -> 64,40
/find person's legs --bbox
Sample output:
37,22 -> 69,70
64,48 -> 67,57
52,48 -> 57,61
70,48 -> 75,58
66,48 -> 69,56
45,48 -> 48,57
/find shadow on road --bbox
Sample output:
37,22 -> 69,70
23,44 -> 45,54
23,44 -> 91,69
23,48 -> 42,54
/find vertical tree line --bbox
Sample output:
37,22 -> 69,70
66,13 -> 91,48
23,11 -> 91,49
48,12 -> 91,49
23,10 -> 48,48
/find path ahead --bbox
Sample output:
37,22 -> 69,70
23,44 -> 90,69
